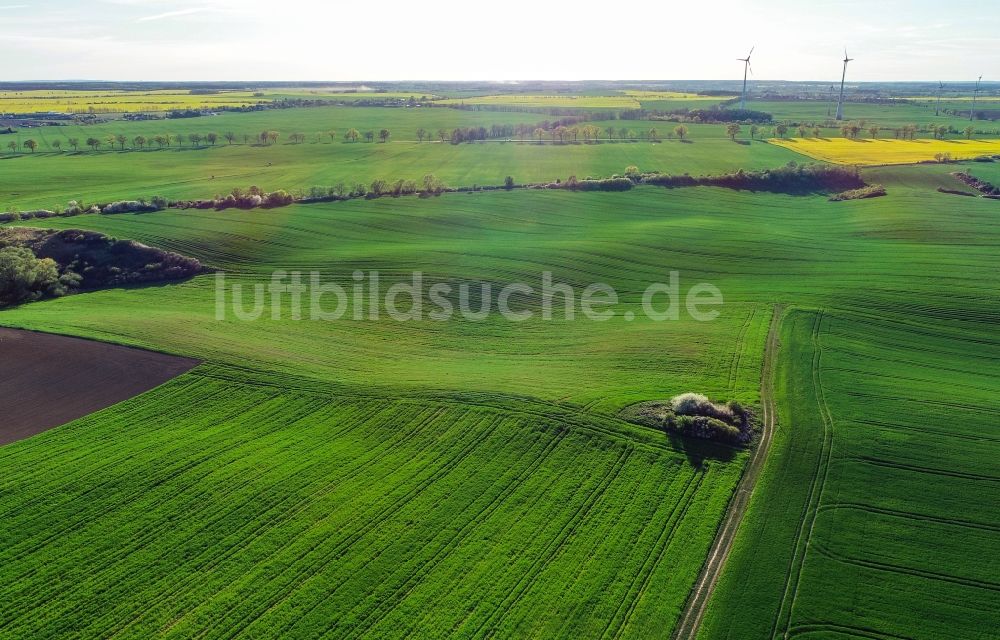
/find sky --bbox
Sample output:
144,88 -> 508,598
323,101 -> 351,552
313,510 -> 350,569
2,0 -> 998,82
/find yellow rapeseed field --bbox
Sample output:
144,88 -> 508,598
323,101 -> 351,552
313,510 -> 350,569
769,137 -> 1000,166
437,94 -> 640,108
0,90 -> 266,114
621,90 -> 736,100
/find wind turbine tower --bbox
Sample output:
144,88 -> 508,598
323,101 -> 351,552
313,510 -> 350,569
738,47 -> 754,110
935,81 -> 944,116
835,50 -> 853,121
970,75 -> 983,121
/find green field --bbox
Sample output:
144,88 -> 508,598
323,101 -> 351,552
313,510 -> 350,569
2,93 -> 999,639
0,107 -> 803,210
750,99 -> 999,131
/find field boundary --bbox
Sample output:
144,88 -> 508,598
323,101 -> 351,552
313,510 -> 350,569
671,304 -> 783,640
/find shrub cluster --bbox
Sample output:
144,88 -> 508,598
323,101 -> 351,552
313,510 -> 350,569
177,186 -> 293,210
0,246 -> 77,305
548,175 -> 635,192
641,163 -> 865,194
0,227 -> 202,305
620,393 -> 753,445
952,171 -> 1000,196
828,184 -> 887,201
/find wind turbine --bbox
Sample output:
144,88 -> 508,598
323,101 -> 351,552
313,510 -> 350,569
835,49 -> 854,121
935,81 -> 944,116
738,47 -> 754,110
970,75 -> 983,121
827,85 -> 835,117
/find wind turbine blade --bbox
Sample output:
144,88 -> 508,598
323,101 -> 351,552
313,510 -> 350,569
748,46 -> 755,58
748,62 -> 754,76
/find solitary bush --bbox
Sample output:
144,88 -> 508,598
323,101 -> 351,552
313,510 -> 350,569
670,392 -> 734,422
828,184 -> 887,201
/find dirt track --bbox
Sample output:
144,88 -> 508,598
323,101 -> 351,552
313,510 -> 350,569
672,305 -> 783,640
0,327 -> 198,446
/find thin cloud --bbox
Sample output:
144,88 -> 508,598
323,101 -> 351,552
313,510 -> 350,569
136,6 -> 207,22
0,4 -> 28,8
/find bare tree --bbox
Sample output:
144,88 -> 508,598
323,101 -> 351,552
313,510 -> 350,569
68,137 -> 79,151
416,128 -> 426,142
224,131 -> 236,145
673,125 -> 688,141
379,128 -> 390,143
206,132 -> 218,145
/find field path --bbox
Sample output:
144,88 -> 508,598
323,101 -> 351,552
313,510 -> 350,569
671,305 -> 783,640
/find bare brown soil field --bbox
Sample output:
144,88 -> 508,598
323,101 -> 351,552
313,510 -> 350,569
0,327 -> 198,445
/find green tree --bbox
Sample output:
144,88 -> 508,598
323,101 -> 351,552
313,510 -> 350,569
749,124 -> 759,139
673,125 -> 688,140
345,128 -> 360,142
67,137 -> 79,151
775,124 -> 789,138
133,135 -> 146,149
416,128 -> 426,142
6,141 -> 16,153
87,137 -> 101,150
0,247 -> 66,305
379,128 -> 390,143
647,128 -> 660,142
726,124 -> 741,140
869,126 -> 880,139
964,125 -> 975,139
206,132 -> 218,145
23,139 -> 38,153
115,134 -> 127,150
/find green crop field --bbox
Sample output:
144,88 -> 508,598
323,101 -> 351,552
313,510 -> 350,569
2,87 -> 999,640
0,107 -> 803,211
750,99 -> 1000,131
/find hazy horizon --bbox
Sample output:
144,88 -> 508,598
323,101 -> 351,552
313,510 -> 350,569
2,0 -> 997,83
